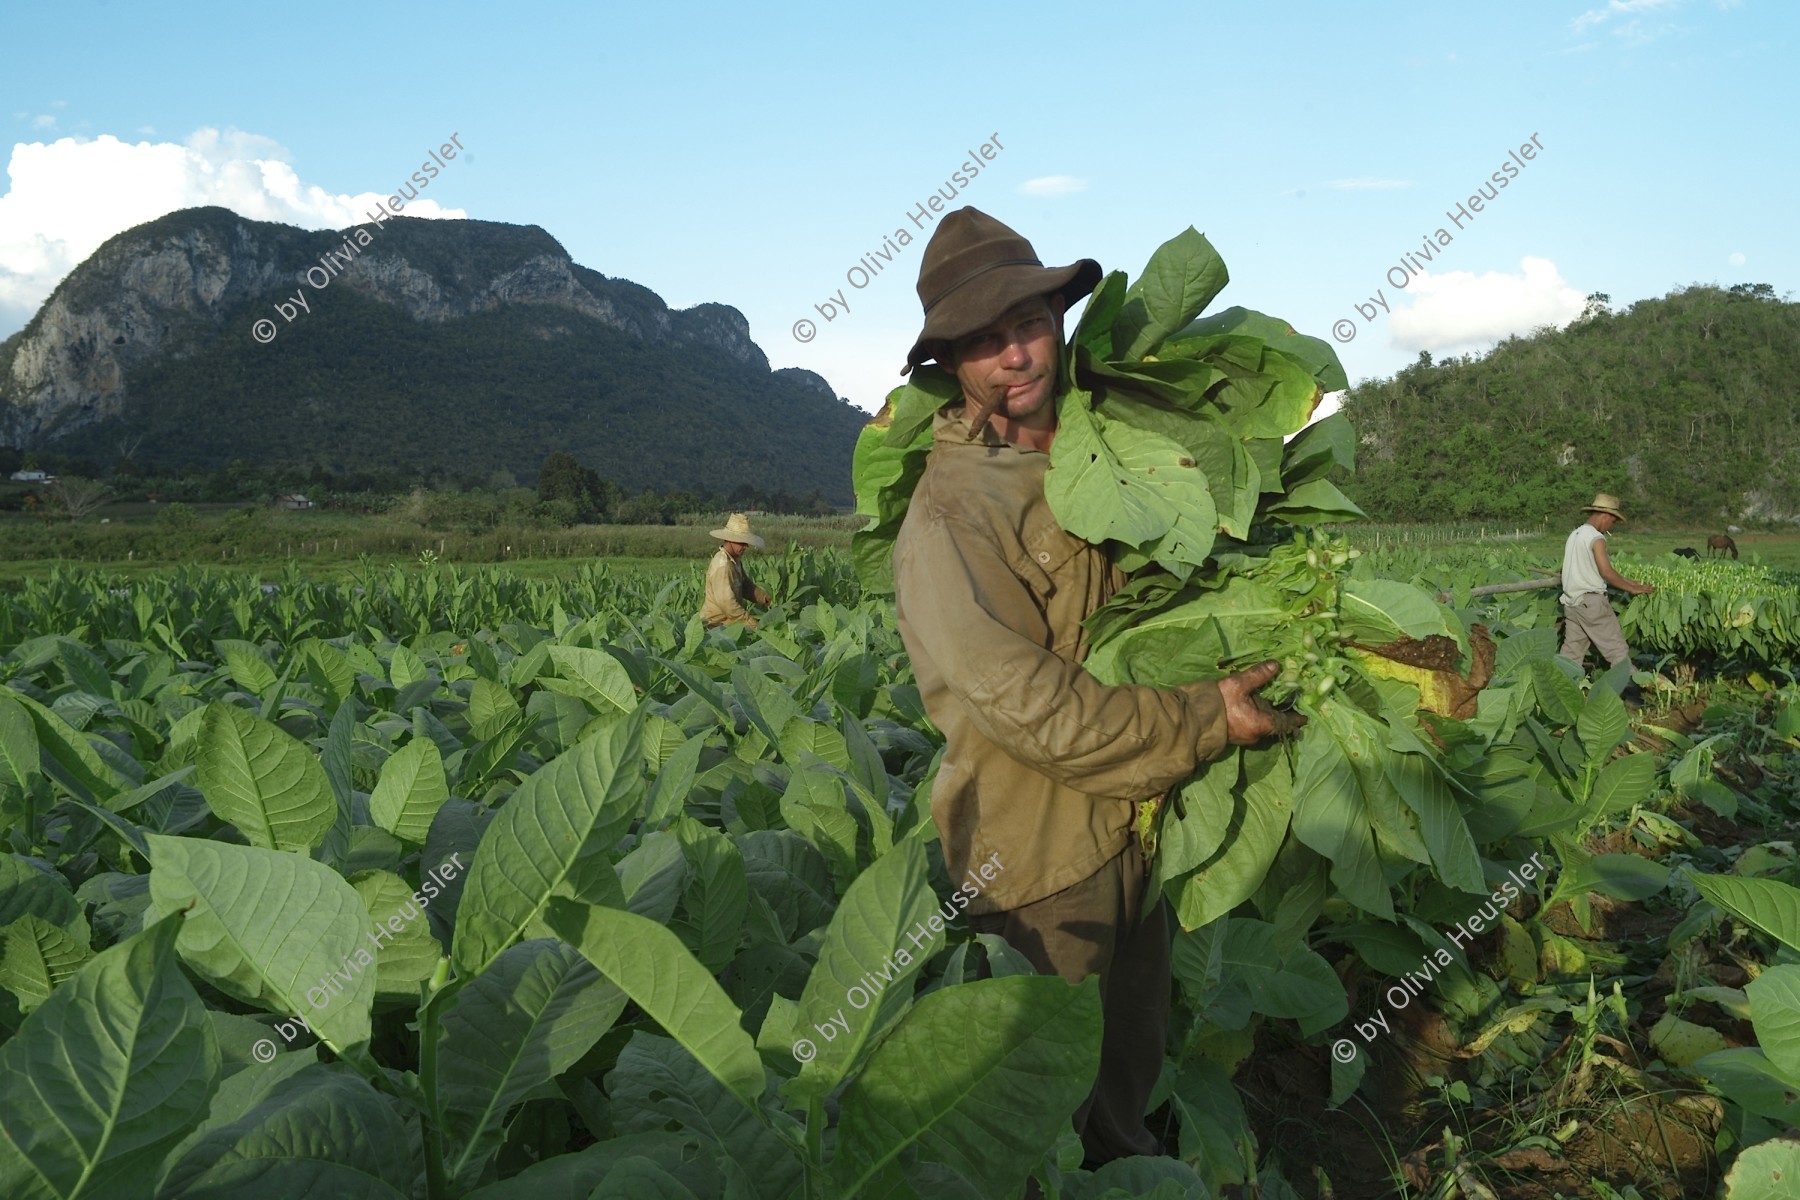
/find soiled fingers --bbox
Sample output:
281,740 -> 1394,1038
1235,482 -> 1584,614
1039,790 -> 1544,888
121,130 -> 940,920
1222,664 -> 1308,746
1265,703 -> 1308,738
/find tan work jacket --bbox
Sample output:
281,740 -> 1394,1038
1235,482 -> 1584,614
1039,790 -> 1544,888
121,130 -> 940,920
701,547 -> 759,627
893,409 -> 1228,913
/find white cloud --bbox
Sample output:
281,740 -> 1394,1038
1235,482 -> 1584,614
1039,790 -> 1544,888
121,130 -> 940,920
30,115 -> 55,130
1018,175 -> 1086,197
0,127 -> 468,332
1387,257 -> 1586,355
1328,178 -> 1412,191
1729,251 -> 1746,266
1311,389 -> 1348,424
1573,0 -> 1679,33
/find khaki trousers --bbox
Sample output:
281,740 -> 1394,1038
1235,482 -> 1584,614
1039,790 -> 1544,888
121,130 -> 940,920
971,839 -> 1169,1167
1561,592 -> 1631,668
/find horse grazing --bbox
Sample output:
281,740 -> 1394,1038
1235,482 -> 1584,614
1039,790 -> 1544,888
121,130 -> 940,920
1672,547 -> 1699,560
1707,534 -> 1738,559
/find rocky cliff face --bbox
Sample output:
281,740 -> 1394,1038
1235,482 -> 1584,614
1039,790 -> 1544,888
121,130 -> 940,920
3,215 -> 283,438
0,206 -> 822,444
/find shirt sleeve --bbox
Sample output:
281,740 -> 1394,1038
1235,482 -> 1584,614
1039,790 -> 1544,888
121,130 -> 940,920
896,514 -> 1228,799
705,554 -> 753,624
735,562 -> 764,605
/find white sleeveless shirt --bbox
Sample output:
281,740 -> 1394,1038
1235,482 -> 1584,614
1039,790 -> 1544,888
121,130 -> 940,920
1561,523 -> 1607,603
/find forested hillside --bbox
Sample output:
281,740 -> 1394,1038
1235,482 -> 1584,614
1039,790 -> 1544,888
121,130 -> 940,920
0,207 -> 864,503
109,292 -> 855,500
1339,284 -> 1799,524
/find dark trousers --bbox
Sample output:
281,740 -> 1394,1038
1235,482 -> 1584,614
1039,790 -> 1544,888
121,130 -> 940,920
971,841 -> 1170,1165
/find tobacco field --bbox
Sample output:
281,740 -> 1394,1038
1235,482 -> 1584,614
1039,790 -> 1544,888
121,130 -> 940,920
6,224 -> 1800,1199
0,544 -> 1796,1198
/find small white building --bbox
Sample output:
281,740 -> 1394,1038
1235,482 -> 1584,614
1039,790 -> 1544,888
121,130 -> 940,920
277,494 -> 314,510
9,470 -> 51,483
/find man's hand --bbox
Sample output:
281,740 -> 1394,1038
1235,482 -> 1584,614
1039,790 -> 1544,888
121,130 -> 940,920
753,587 -> 772,606
1218,660 -> 1307,745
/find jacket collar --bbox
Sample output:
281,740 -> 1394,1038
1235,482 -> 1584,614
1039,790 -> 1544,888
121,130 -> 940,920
931,406 -> 1031,451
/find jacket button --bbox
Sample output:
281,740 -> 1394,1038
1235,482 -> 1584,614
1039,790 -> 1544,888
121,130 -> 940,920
1036,551 -> 1051,563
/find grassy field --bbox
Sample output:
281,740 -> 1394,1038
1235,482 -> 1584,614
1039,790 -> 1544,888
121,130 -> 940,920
9,504 -> 1797,584
0,506 -> 858,583
1345,521 -> 1800,572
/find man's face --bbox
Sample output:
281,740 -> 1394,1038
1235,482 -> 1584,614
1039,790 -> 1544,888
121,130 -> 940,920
724,540 -> 748,558
945,293 -> 1066,428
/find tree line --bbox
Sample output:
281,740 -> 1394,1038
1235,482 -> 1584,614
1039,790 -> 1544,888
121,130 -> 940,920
1336,283 -> 1800,525
0,447 -> 835,531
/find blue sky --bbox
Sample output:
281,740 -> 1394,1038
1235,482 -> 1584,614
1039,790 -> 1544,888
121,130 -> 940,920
2,0 -> 1790,424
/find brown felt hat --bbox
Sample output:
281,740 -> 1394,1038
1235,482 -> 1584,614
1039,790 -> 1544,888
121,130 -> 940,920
903,207 -> 1101,373
1583,493 -> 1626,520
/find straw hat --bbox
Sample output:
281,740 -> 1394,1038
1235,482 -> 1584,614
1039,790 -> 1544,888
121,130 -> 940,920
1582,493 -> 1626,520
709,512 -> 765,549
903,207 -> 1101,373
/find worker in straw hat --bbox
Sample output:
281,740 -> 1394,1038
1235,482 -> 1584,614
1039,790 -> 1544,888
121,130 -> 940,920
890,207 -> 1300,1179
700,512 -> 771,629
1560,492 -> 1655,700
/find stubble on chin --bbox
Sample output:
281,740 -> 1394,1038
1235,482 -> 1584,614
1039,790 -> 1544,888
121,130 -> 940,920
1010,371 -> 1059,417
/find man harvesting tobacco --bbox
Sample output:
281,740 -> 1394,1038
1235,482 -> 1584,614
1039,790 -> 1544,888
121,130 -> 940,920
891,208 -> 1300,1171
699,512 -> 771,629
1558,492 -> 1653,701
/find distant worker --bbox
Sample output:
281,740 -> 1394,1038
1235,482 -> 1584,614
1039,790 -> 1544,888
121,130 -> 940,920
700,512 -> 771,628
1559,492 -> 1654,700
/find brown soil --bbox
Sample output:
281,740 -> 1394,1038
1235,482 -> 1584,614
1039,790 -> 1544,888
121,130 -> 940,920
1226,1026 -> 1416,1197
1631,700 -> 1708,752
1407,1086 -> 1722,1200
1667,800 -> 1763,849
1231,1011 -> 1722,1200
1232,899 -> 1723,1200
1537,893 -> 1679,943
